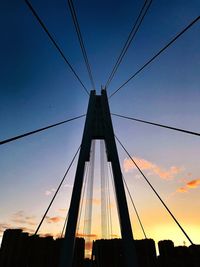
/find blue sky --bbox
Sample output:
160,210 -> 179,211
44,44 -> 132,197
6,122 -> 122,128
0,0 -> 200,249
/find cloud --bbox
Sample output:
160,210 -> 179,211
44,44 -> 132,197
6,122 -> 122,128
92,198 -> 101,205
45,188 -> 56,196
187,179 -> 200,188
58,208 -> 67,213
76,232 -> 97,238
20,227 -> 34,234
40,233 -> 54,238
111,234 -> 120,238
177,187 -> 188,193
45,190 -> 52,196
0,222 -> 35,236
64,183 -> 73,188
38,232 -> 62,239
0,223 -> 11,235
123,157 -> 182,180
11,211 -> 36,226
45,216 -> 64,224
177,179 -> 200,193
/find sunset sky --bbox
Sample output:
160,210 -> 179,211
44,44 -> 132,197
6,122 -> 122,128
0,0 -> 200,254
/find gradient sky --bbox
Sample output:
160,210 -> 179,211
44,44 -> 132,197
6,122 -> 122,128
0,0 -> 200,254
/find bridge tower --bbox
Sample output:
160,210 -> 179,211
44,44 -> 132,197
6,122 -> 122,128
60,90 -> 138,267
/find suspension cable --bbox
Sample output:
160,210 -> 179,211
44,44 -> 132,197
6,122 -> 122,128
108,163 -> 119,237
122,175 -> 147,239
109,155 -> 146,239
62,163 -> 89,238
106,0 -> 153,88
112,113 -> 200,137
68,0 -> 96,90
61,212 -> 69,238
83,141 -> 95,236
61,164 -> 88,238
0,115 -> 85,146
76,162 -> 89,236
115,135 -> 194,245
24,0 -> 89,95
100,140 -> 108,238
107,164 -> 113,238
101,140 -> 113,239
110,15 -> 200,98
34,146 -> 80,235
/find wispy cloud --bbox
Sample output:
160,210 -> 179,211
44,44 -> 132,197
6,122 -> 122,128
0,212 -> 36,236
45,216 -> 64,224
20,227 -> 34,234
177,178 -> 200,193
0,223 -> 11,235
39,232 -> 62,239
64,183 -> 73,188
123,157 -> 182,180
45,188 -> 56,196
58,208 -> 67,213
45,183 -> 72,197
177,187 -> 188,193
11,211 -> 36,226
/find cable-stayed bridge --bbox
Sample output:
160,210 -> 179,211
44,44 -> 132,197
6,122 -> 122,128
0,1 -> 200,267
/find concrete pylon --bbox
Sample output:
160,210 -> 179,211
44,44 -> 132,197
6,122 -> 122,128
60,90 -> 138,267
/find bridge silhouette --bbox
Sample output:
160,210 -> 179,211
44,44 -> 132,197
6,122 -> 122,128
0,1 -> 200,267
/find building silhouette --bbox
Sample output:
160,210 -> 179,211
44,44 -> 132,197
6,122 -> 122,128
0,229 -> 84,267
92,238 -> 156,267
157,239 -> 200,267
0,228 -> 199,267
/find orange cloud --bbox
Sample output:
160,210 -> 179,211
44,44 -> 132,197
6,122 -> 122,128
45,216 -> 64,223
76,232 -> 97,238
177,187 -> 188,193
177,178 -> 200,193
92,198 -> 101,205
187,179 -> 200,188
123,157 -> 182,180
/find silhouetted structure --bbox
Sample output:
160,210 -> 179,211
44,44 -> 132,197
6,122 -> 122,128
92,238 -> 156,267
158,239 -> 200,267
61,90 -> 138,267
0,229 -> 85,267
158,239 -> 174,266
0,229 -> 200,267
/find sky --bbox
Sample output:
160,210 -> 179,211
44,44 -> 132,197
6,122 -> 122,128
0,0 -> 200,256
